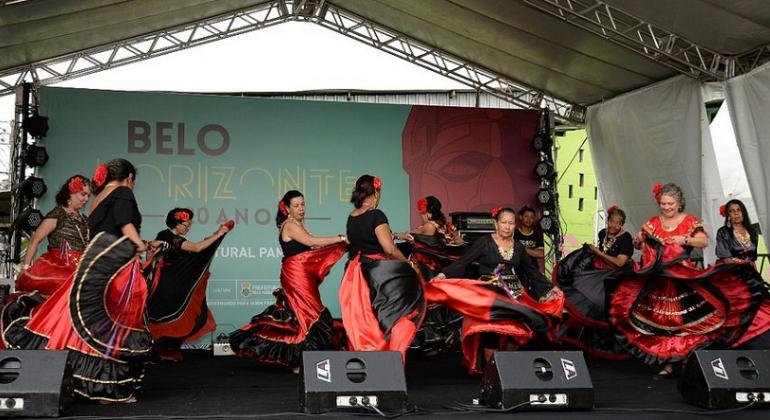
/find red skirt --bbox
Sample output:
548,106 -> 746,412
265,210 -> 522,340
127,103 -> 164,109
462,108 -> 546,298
6,233 -> 151,402
229,244 -> 346,368
339,254 -> 426,361
16,248 -> 83,296
609,242 -> 770,364
425,278 -> 563,375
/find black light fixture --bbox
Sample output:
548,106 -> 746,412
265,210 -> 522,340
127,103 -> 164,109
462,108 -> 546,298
534,160 -> 555,178
537,188 -> 556,209
20,176 -> 47,199
22,144 -> 49,167
17,207 -> 44,234
532,133 -> 553,152
539,214 -> 559,234
23,112 -> 49,138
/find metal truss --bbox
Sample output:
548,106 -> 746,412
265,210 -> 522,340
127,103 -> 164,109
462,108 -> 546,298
311,2 -> 586,123
520,0 -> 768,81
0,0 -> 586,123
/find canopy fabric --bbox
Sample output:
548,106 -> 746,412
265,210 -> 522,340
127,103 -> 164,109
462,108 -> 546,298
2,0 -> 770,106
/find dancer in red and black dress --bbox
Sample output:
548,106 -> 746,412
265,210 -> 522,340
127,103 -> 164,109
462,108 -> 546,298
229,190 -> 347,371
555,205 -> 633,360
609,183 -> 770,379
340,175 -> 426,360
147,208 -> 233,362
1,176 -> 91,347
6,159 -> 157,403
431,207 -> 563,374
715,199 -> 758,265
398,196 -> 465,355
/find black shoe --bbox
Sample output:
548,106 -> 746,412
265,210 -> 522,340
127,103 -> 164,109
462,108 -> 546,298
652,364 -> 676,380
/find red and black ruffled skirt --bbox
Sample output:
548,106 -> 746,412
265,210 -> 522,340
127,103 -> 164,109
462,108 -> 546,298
146,237 -> 227,352
609,241 -> 770,364
4,232 -> 152,402
340,254 -> 426,361
424,278 -> 563,375
554,246 -> 632,360
229,244 -> 346,368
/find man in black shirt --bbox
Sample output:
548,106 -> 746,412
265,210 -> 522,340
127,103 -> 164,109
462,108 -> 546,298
514,205 -> 545,273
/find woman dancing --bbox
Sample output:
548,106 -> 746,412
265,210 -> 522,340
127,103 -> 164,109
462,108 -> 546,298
2,175 -> 91,347
432,207 -> 563,374
7,159 -> 157,403
609,183 -> 770,379
554,205 -> 633,359
229,190 -> 347,371
147,208 -> 233,362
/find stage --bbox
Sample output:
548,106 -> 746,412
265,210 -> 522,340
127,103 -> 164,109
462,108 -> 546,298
59,350 -> 765,419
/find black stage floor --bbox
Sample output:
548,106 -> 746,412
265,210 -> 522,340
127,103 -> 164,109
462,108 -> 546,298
58,351 -> 766,420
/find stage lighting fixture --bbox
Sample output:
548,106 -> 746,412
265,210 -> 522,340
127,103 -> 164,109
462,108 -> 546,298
534,161 -> 555,178
539,214 -> 558,234
17,207 -> 44,234
23,113 -> 49,138
20,176 -> 47,199
22,144 -> 49,167
537,188 -> 555,208
532,133 -> 553,152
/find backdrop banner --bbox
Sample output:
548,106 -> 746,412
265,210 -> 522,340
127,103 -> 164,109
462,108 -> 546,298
36,87 -> 540,340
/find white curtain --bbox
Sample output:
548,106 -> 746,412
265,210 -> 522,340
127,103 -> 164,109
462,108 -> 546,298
725,62 -> 770,251
587,76 -> 705,236
699,84 -> 725,265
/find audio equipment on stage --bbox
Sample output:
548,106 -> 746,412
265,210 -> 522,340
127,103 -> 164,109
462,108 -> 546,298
481,351 -> 594,410
679,349 -> 770,409
299,351 -> 410,414
450,212 -> 495,244
0,350 -> 73,418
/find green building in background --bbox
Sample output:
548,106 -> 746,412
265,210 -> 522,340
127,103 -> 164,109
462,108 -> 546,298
554,129 -> 598,255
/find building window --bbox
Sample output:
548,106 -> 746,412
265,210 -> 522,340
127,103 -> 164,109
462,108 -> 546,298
579,173 -> 585,187
568,185 -> 574,198
578,198 -> 584,211
579,148 -> 584,162
594,187 -> 598,200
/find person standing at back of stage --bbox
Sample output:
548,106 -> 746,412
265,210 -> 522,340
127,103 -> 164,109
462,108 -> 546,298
229,190 -> 347,372
514,205 -> 545,273
147,208 -> 233,362
715,199 -> 758,266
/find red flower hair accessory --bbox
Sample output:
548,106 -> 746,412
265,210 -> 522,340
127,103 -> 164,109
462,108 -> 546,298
607,205 -> 619,215
417,197 -> 429,215
373,177 -> 382,191
68,177 -> 85,193
174,211 -> 190,222
491,207 -> 501,218
652,183 -> 663,202
278,201 -> 288,216
92,164 -> 108,187
719,204 -> 727,217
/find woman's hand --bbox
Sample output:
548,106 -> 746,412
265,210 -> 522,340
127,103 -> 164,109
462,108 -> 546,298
586,243 -> 600,255
432,272 -> 447,281
539,287 -> 563,303
632,232 -> 644,249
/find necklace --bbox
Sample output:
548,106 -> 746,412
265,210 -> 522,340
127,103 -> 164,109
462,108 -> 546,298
68,211 -> 90,247
495,235 -> 514,260
289,217 -> 311,235
735,228 -> 752,250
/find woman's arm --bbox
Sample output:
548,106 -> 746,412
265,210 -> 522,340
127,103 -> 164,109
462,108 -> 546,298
436,236 -> 485,279
714,228 -> 732,259
180,224 -> 231,253
374,223 -> 408,262
284,222 -> 346,248
410,222 -> 436,236
587,244 -> 630,268
22,218 -> 58,267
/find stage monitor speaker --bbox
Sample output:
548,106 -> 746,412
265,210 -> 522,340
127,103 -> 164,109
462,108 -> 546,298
679,349 -> 770,409
481,351 -> 594,410
299,351 -> 410,414
0,350 -> 73,417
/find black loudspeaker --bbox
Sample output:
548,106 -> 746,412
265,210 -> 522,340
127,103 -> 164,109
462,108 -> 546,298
0,350 -> 73,417
299,351 -> 410,414
481,351 -> 594,410
679,350 -> 770,409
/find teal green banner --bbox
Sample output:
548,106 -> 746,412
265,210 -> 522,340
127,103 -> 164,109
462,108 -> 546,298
38,87 -> 412,339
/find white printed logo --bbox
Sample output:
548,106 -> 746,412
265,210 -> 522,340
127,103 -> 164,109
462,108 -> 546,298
711,358 -> 729,380
561,358 -> 577,380
316,359 -> 331,383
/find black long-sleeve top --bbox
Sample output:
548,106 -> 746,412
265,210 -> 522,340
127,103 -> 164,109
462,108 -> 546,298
441,234 -> 553,299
